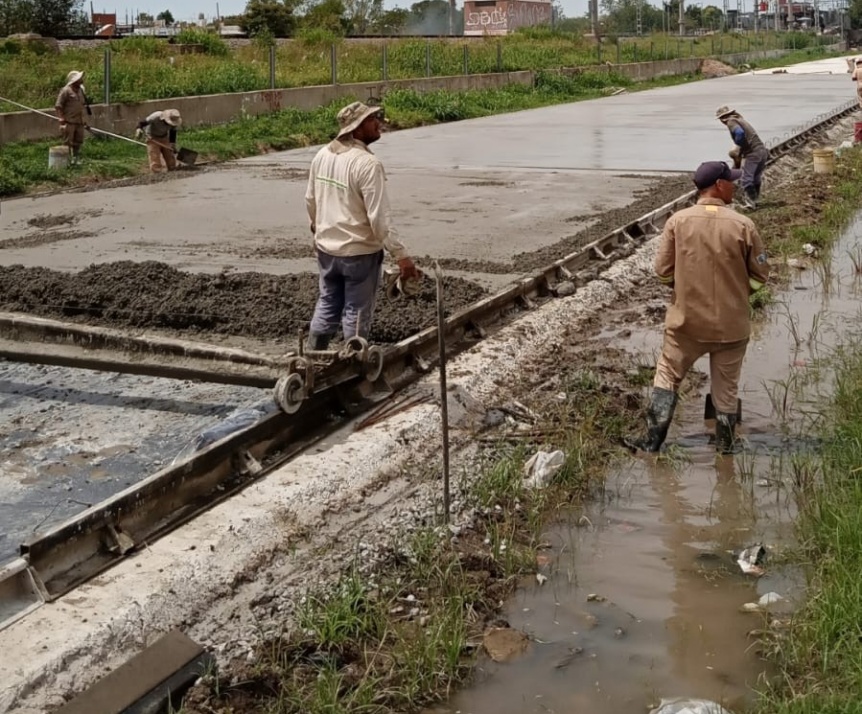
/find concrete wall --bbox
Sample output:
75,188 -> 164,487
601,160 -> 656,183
0,45 -> 843,145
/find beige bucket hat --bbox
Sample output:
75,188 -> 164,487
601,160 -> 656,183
162,109 -> 182,127
65,70 -> 84,86
715,105 -> 736,119
336,101 -> 382,138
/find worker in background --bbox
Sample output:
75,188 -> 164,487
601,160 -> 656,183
632,161 -> 770,455
304,101 -> 420,350
851,58 -> 862,108
716,106 -> 768,210
135,109 -> 182,173
55,70 -> 87,164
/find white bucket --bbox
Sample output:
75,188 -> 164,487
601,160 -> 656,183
812,148 -> 836,174
48,145 -> 70,171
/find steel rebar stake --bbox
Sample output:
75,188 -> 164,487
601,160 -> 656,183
434,262 -> 450,524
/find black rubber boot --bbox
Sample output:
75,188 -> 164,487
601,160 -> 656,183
633,387 -> 678,453
715,412 -> 742,455
305,332 -> 332,351
743,187 -> 758,210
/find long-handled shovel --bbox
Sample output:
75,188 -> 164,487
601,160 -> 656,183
0,95 -> 198,165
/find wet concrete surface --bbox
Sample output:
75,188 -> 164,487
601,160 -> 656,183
0,362 -> 270,563
428,217 -> 862,713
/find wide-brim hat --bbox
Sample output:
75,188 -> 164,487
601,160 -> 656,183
855,58 -> 862,64
65,70 -> 84,86
715,105 -> 735,119
162,109 -> 182,127
336,101 -> 382,139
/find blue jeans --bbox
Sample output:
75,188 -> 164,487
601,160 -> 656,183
309,249 -> 383,340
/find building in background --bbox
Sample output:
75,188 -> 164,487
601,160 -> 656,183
462,0 -> 552,35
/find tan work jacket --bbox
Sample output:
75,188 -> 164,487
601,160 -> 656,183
654,197 -> 769,343
305,138 -> 408,260
55,85 -> 85,125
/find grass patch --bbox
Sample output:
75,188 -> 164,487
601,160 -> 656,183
0,32 -> 833,110
755,339 -> 862,714
0,69 -> 696,197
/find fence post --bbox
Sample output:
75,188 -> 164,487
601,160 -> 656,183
382,43 -> 388,81
104,47 -> 111,105
496,40 -> 502,72
616,38 -> 621,64
330,43 -> 337,85
711,36 -> 715,54
649,41 -> 654,60
269,45 -> 275,89
463,44 -> 469,75
597,41 -> 602,63
719,37 -> 723,55
426,41 -> 431,77
676,38 -> 680,58
634,43 -> 638,62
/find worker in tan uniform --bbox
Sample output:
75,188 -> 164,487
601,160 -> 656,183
304,101 -> 420,349
852,58 -> 862,108
54,70 -> 87,163
135,109 -> 182,173
634,161 -> 770,455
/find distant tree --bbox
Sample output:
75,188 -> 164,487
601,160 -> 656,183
300,0 -> 349,33
157,8 -> 174,24
0,0 -> 34,35
340,0 -> 382,33
701,4 -> 722,28
241,0 -> 296,36
220,12 -> 245,24
373,6 -> 408,33
29,0 -> 85,35
138,10 -> 154,22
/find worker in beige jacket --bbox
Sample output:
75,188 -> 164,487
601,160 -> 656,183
304,101 -> 419,350
634,161 -> 770,455
55,70 -> 87,163
852,58 -> 862,107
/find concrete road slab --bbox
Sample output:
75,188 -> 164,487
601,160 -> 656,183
1,58 -> 856,277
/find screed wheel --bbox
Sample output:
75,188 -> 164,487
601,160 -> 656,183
273,373 -> 305,414
364,345 -> 384,382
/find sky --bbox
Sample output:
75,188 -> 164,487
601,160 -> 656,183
102,0 -> 593,26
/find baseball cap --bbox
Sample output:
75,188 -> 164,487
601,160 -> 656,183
693,161 -> 743,190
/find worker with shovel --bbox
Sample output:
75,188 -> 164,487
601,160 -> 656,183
716,106 -> 768,210
135,109 -> 183,173
304,101 -> 420,350
55,70 -> 87,164
631,161 -> 770,455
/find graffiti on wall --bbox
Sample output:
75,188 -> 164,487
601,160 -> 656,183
463,0 -> 552,35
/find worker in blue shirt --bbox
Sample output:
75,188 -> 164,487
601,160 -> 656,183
716,106 -> 768,210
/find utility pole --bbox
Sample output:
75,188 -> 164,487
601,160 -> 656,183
679,0 -> 685,35
589,0 -> 598,38
636,0 -> 643,35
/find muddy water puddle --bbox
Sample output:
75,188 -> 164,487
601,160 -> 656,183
431,220 -> 862,714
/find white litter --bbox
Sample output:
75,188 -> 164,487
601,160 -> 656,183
650,697 -> 734,714
523,450 -> 565,489
758,592 -> 785,607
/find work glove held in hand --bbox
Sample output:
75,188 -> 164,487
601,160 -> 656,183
397,257 -> 420,281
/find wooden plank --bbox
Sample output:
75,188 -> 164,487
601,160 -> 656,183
55,630 -> 211,714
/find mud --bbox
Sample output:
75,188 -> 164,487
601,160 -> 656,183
419,174 -> 692,274
700,58 -> 738,78
0,229 -> 96,250
0,261 -> 486,344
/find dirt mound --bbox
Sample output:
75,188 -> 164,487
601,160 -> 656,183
0,261 -> 486,344
700,59 -> 737,79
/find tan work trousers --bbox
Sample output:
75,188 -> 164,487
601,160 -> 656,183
146,139 -> 177,173
654,330 -> 749,414
61,123 -> 85,154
